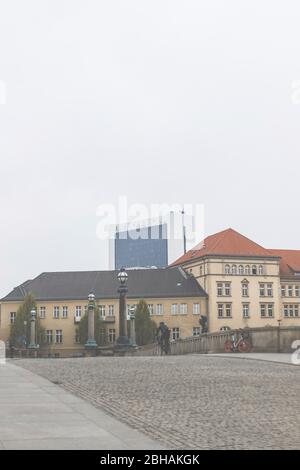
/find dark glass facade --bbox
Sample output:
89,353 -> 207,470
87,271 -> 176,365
115,224 -> 168,269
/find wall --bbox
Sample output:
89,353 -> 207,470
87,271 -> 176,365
182,256 -> 300,331
0,296 -> 206,349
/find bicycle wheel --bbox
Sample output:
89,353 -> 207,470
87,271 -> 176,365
238,340 -> 251,353
224,340 -> 232,353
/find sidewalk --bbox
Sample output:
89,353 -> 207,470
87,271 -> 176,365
0,362 -> 162,450
206,353 -> 296,365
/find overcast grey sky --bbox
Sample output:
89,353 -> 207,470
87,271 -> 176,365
0,1 -> 300,296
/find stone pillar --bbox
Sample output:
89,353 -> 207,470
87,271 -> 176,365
129,313 -> 136,347
28,309 -> 37,350
85,293 -> 97,349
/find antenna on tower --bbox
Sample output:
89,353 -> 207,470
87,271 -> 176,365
181,207 -> 187,254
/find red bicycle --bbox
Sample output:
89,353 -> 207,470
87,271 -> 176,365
224,332 -> 251,353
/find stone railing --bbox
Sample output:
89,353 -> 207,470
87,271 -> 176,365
8,326 -> 300,358
138,326 -> 300,356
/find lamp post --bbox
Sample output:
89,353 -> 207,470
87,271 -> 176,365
85,292 -> 98,349
115,267 -> 130,348
28,308 -> 37,349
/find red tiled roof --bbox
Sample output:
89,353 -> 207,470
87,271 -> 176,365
269,249 -> 300,278
171,228 -> 277,266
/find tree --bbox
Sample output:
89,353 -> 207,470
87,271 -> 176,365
135,300 -> 157,346
10,293 -> 45,347
77,305 -> 107,346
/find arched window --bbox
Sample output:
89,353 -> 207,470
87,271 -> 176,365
245,265 -> 250,275
252,265 -> 257,275
258,265 -> 264,275
232,265 -> 237,275
225,264 -> 231,275
238,265 -> 244,275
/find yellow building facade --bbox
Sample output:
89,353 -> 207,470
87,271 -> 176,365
172,228 -> 300,332
0,268 -> 207,354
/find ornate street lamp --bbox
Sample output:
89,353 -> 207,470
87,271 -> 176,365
28,308 -> 37,349
115,267 -> 130,348
85,292 -> 98,349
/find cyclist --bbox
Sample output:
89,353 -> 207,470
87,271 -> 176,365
156,322 -> 171,355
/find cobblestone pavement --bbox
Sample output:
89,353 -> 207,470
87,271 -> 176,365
15,356 -> 300,450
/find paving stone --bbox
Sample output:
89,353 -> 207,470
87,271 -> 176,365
14,355 -> 300,450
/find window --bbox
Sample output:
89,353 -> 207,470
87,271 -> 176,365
55,330 -> 63,344
225,283 -> 231,296
172,327 -> 180,340
217,303 -> 233,319
242,303 -> 250,319
267,304 -> 274,318
108,305 -> 114,316
10,312 -> 16,324
171,304 -> 178,315
180,303 -> 188,314
260,284 -> 266,297
75,306 -> 82,320
258,265 -> 264,275
193,327 -> 201,336
217,282 -> 231,296
225,304 -> 232,318
40,306 -> 46,319
99,328 -> 106,344
225,264 -> 231,274
284,304 -> 299,318
281,285 -> 286,297
232,265 -> 237,275
238,265 -> 244,275
98,305 -> 106,318
245,265 -> 250,275
156,304 -> 163,315
261,303 -> 273,318
218,304 -> 224,318
220,326 -> 231,331
108,329 -> 116,343
242,282 -> 249,297
252,265 -> 257,275
288,286 -> 293,297
53,306 -> 60,319
267,284 -> 273,297
193,303 -> 200,314
147,304 -> 154,315
296,286 -> 300,297
199,265 -> 203,276
75,330 -> 80,343
217,283 -> 223,296
62,306 -> 68,318
46,330 -> 53,344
